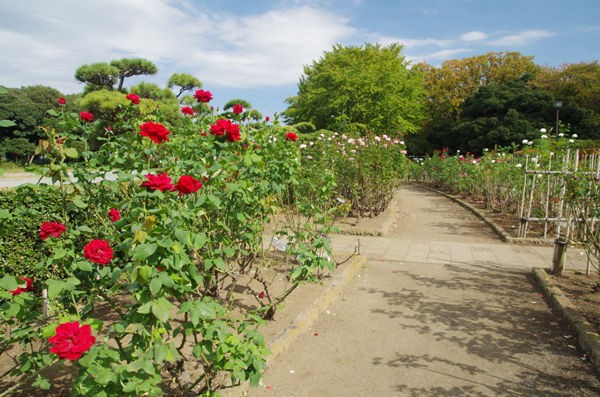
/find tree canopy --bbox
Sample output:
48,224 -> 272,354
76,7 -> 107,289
167,73 -> 202,98
110,58 -> 158,91
431,76 -> 599,154
75,58 -> 158,93
75,63 -> 120,93
417,51 -> 539,122
529,61 -> 600,125
284,43 -> 426,135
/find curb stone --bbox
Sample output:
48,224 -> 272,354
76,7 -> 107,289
415,183 -> 554,246
333,188 -> 403,237
221,254 -> 367,396
532,267 -> 600,377
266,255 -> 367,361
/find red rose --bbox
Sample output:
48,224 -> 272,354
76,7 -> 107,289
58,97 -> 66,105
209,119 -> 241,142
181,106 -> 195,116
39,221 -> 66,240
232,104 -> 244,114
175,175 -> 203,195
265,116 -> 270,122
83,239 -> 113,265
193,89 -> 213,103
285,132 -> 298,141
142,172 -> 174,192
107,208 -> 121,222
139,121 -> 170,144
10,277 -> 34,295
79,112 -> 94,122
49,321 -> 95,361
126,93 -> 140,105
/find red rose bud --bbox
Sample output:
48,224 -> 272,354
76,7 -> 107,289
58,97 -> 66,105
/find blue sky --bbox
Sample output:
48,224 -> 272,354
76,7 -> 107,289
1,0 -> 599,118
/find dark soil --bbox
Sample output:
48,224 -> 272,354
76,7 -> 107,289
549,270 -> 600,335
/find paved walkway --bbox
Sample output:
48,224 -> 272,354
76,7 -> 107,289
247,185 -> 600,396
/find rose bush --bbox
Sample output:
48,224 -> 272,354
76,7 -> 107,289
0,91 -> 339,396
297,130 -> 410,217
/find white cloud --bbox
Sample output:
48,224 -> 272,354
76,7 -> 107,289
0,0 -> 354,92
460,31 -> 487,42
374,34 -> 452,48
490,29 -> 554,46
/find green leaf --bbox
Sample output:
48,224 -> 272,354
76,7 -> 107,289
0,275 -> 19,291
137,265 -> 153,283
4,302 -> 20,317
174,228 -> 191,246
149,277 -> 162,296
46,278 -> 76,299
153,343 -> 169,363
0,119 -> 16,127
53,248 -> 67,260
77,225 -> 94,233
137,302 -> 152,314
63,147 -> 78,159
193,233 -> 208,249
73,261 -> 93,272
33,374 -> 51,390
222,246 -> 236,258
72,195 -> 88,209
249,370 -> 262,387
133,243 -> 157,260
0,209 -> 12,219
46,109 -> 59,116
91,365 -> 115,385
151,297 -> 173,323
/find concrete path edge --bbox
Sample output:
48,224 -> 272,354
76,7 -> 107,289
266,254 -> 367,362
532,267 -> 600,377
415,183 -> 554,246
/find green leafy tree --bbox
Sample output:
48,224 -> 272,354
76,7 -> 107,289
130,82 -> 176,102
75,59 -> 158,93
418,51 -> 539,122
530,61 -> 600,125
0,137 -> 36,163
284,43 -> 426,135
167,73 -> 202,98
0,85 -> 64,146
442,77 -> 598,154
75,63 -> 120,93
110,58 -> 158,92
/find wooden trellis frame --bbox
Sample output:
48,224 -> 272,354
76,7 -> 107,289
519,148 -> 600,273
